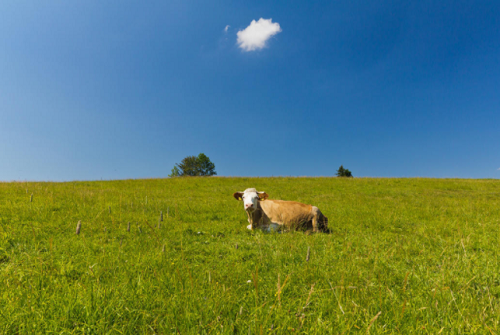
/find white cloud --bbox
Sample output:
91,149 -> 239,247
237,18 -> 281,52
224,25 -> 230,33
497,167 -> 500,171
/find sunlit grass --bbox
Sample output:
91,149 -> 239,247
1,177 -> 499,333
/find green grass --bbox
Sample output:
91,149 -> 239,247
1,177 -> 500,334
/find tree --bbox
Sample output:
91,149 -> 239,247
177,155 -> 200,176
196,153 -> 217,176
336,165 -> 353,177
170,153 -> 217,177
169,166 -> 181,177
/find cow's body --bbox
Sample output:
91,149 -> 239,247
233,188 -> 329,233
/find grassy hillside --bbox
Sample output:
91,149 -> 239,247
1,177 -> 500,334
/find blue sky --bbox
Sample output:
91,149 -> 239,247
1,0 -> 499,181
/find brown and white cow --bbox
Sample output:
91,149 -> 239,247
233,188 -> 329,233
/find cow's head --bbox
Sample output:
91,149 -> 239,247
233,188 -> 268,212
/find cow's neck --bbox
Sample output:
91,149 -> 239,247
247,202 -> 263,228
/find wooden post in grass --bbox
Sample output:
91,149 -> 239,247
127,222 -> 130,232
30,194 -> 33,202
76,220 -> 81,235
306,246 -> 310,262
160,211 -> 163,222
108,206 -> 111,214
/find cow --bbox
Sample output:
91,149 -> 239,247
233,188 -> 329,233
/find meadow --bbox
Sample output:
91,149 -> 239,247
1,177 -> 500,334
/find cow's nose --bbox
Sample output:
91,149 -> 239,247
246,204 -> 253,208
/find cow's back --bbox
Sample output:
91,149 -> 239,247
259,200 -> 315,229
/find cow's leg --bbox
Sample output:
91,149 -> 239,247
246,211 -> 254,230
269,223 -> 282,232
312,216 -> 319,233
311,206 -> 320,233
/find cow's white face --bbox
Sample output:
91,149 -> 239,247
233,188 -> 268,212
242,190 -> 260,212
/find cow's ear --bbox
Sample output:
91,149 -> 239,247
258,192 -> 269,201
233,192 -> 244,201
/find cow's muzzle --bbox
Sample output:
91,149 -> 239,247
245,204 -> 255,212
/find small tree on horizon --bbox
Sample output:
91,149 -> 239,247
169,166 -> 181,177
177,155 -> 200,176
336,165 -> 353,177
169,153 -> 217,177
196,153 -> 217,176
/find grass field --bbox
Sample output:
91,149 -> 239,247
1,177 -> 500,334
